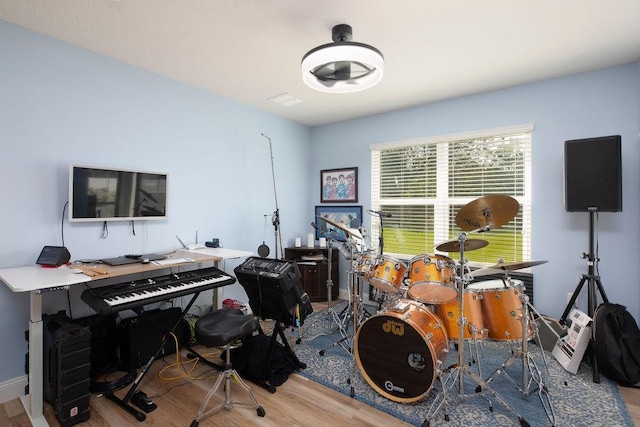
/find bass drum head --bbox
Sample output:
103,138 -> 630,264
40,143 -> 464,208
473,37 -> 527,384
354,302 -> 447,403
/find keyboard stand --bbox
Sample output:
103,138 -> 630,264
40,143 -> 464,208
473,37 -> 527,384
105,291 -> 203,422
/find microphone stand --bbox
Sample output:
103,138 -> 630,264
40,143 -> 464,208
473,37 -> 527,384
262,133 -> 283,259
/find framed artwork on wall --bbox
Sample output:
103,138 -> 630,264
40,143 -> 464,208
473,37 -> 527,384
320,167 -> 358,203
314,205 -> 362,241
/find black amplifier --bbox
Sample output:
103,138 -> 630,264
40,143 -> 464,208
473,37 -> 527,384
235,257 -> 313,326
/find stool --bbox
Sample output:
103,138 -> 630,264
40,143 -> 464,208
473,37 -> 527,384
190,309 -> 265,427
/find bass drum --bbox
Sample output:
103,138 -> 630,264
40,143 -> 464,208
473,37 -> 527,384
354,300 -> 448,403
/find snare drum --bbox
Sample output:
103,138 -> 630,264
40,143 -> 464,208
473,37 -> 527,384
355,300 -> 448,403
366,256 -> 407,294
407,254 -> 457,304
467,279 -> 531,342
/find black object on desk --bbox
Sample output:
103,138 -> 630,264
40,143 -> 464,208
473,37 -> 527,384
100,253 -> 166,266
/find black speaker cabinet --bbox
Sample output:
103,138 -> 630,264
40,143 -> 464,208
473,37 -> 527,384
43,311 -> 92,427
119,307 -> 185,369
564,135 -> 622,212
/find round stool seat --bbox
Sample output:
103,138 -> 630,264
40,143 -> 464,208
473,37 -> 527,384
195,308 -> 259,348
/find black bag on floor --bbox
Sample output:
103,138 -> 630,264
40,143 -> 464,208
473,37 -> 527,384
230,333 -> 297,386
593,303 -> 640,387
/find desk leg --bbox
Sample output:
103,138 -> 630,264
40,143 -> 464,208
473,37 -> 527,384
20,291 -> 49,426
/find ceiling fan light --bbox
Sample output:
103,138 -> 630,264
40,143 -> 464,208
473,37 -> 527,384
301,32 -> 384,94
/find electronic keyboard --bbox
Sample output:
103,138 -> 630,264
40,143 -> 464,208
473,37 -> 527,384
81,266 -> 235,315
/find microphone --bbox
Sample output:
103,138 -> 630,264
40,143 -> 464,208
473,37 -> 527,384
368,210 -> 392,218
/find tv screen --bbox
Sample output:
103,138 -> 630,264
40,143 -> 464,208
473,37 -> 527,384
69,164 -> 168,222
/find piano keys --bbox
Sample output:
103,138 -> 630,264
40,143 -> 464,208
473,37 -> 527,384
81,266 -> 235,315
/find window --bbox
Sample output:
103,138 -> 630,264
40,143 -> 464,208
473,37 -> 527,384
370,125 -> 532,265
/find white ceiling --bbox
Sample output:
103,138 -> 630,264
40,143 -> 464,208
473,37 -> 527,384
2,1 -> 640,127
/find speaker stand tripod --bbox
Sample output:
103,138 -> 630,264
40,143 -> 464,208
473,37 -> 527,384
423,232 -> 528,427
560,210 -> 609,383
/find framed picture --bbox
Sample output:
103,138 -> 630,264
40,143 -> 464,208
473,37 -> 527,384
314,205 -> 362,241
321,167 -> 358,203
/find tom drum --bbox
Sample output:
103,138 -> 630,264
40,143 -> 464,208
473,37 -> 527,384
366,256 -> 407,294
407,254 -> 457,304
434,288 -> 486,341
467,279 -> 532,342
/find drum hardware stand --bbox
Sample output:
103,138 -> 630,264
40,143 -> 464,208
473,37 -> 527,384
559,209 -> 608,383
299,232 -> 347,342
424,231 -> 529,427
319,238 -> 364,356
482,286 -> 556,426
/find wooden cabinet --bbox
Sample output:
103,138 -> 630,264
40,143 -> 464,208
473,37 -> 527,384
284,247 -> 339,302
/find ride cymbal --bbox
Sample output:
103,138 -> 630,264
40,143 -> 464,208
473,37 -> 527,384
435,238 -> 489,252
455,195 -> 520,231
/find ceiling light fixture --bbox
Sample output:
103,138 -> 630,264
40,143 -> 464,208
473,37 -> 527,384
301,24 -> 384,94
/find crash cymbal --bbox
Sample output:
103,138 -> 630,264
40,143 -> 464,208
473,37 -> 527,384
455,195 -> 520,231
317,215 -> 359,238
486,260 -> 548,271
435,238 -> 489,253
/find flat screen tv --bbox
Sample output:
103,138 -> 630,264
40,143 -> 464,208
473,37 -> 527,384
69,164 -> 168,222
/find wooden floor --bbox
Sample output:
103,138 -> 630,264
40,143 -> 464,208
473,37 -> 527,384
1,345 -> 639,427
0,343 -> 412,427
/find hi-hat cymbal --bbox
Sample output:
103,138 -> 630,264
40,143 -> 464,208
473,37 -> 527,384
435,238 -> 489,252
455,195 -> 520,231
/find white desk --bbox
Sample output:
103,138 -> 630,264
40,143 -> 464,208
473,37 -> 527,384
0,248 -> 252,427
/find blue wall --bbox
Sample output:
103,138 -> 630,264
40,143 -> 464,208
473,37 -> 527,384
311,63 -> 640,326
0,21 -> 312,383
1,19 -> 639,387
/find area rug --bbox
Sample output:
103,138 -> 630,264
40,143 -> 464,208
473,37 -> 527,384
292,302 -> 633,427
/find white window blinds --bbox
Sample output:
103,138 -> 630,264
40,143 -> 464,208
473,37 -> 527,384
370,125 -> 532,265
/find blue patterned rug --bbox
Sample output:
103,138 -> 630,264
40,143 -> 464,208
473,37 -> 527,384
292,302 -> 633,427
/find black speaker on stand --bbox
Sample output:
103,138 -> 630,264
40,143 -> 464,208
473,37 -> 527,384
561,134 -> 622,383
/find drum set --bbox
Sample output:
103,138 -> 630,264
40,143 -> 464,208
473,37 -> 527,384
317,195 -> 555,426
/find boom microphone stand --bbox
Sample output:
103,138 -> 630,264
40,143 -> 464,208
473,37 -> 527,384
560,209 -> 609,383
262,133 -> 284,259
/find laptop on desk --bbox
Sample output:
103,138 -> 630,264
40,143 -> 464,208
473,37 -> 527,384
101,254 -> 167,266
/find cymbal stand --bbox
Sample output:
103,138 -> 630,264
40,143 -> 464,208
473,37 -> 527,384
424,231 -> 528,427
299,233 -> 346,342
319,237 -> 362,356
482,277 -> 556,426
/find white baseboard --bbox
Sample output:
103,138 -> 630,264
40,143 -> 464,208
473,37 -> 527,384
0,375 -> 27,404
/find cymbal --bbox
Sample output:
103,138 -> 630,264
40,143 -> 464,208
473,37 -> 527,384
435,238 -> 489,252
455,195 -> 520,231
486,260 -> 548,271
317,215 -> 359,238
